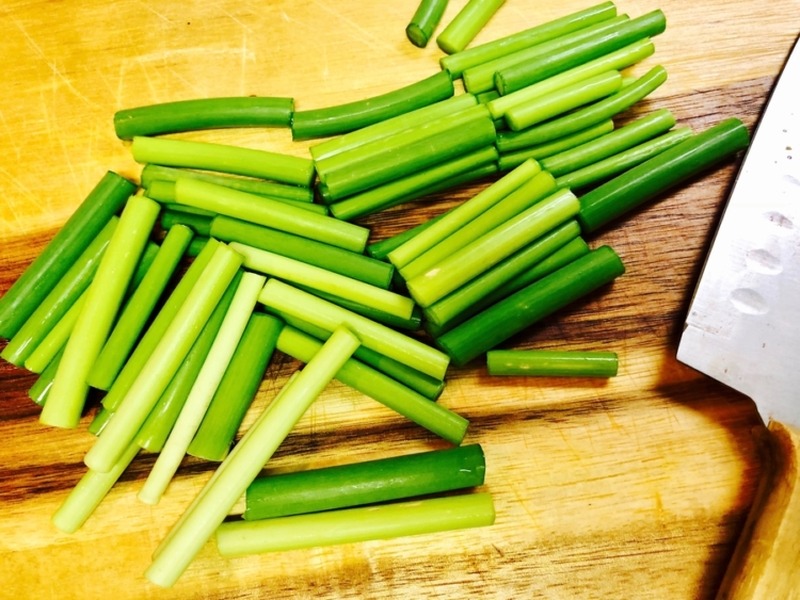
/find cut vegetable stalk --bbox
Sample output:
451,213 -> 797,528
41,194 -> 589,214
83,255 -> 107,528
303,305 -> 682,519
440,1 -> 618,77
486,349 -> 619,377
578,118 -> 750,232
144,326 -> 360,588
275,326 -> 467,444
406,0 -> 449,48
291,71 -> 454,140
88,224 -> 194,391
328,146 -> 499,221
436,245 -> 625,365
502,70 -> 624,132
540,108 -> 677,176
244,444 -> 486,520
230,242 -> 415,320
131,136 -> 315,187
274,312 -> 443,400
138,271 -> 265,505
52,441 -> 141,534
462,14 -> 629,95
309,94 -> 478,163
101,239 -> 219,412
40,195 -> 161,429
487,38 -> 655,120
173,178 -> 369,253
388,158 -> 541,270
140,164 -> 313,203
187,312 -> 283,461
210,216 -> 394,289
494,9 -> 667,95
28,347 -> 63,406
24,240 -> 159,375
150,183 -> 326,215
318,106 -> 497,202
260,279 -> 450,381
497,120 -> 615,171
367,209 -> 451,261
399,169 -> 557,281
505,64 -> 669,134
406,188 -> 581,307
423,220 -> 583,331
436,0 -> 507,54
114,96 -> 294,139
136,271 -> 242,453
216,492 -> 496,556
1,217 -> 118,366
0,171 -> 135,340
555,126 -> 694,190
84,242 -> 242,473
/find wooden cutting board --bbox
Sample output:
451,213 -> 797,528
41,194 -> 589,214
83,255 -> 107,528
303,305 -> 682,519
1,1 -> 797,598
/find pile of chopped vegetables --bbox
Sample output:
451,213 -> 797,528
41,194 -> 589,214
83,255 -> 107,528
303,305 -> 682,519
0,1 -> 749,588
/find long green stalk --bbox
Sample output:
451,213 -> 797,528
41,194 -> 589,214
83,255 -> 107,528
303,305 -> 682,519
505,64 -> 668,133
502,69 -> 624,133
578,118 -> 750,232
40,195 -> 161,429
462,14 -> 628,94
138,271 -> 265,505
230,242 -> 415,320
114,96 -> 294,139
131,136 -> 315,187
144,327 -> 360,588
275,313 -> 443,400
187,312 -> 283,461
436,245 -> 625,365
406,188 -> 580,307
260,279 -> 450,381
291,72 -> 454,140
1,218 -> 118,366
487,38 -> 655,120
211,216 -> 393,289
423,220 -> 582,330
497,120 -> 614,171
173,178 -> 369,253
399,169 -> 557,281
328,146 -> 499,221
51,442 -> 141,533
440,2 -> 617,77
436,0 -> 507,54
136,271 -> 242,453
486,349 -> 619,377
244,444 -> 485,520
556,126 -> 693,190
388,158 -> 541,270
84,242 -> 242,472
367,209 -> 451,260
0,171 -> 135,339
28,347 -> 63,406
319,106 -> 496,201
494,10 -> 667,95
88,225 -> 194,391
275,326 -> 467,443
406,0 -> 449,48
150,182 -> 325,215
24,241 -> 159,374
216,492 -> 495,556
140,164 -> 313,203
309,94 -> 478,162
541,108 -> 676,176
101,239 -> 219,412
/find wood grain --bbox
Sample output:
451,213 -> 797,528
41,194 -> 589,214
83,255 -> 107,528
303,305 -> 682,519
0,1 -> 797,598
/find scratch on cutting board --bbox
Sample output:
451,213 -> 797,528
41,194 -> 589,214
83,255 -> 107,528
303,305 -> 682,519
8,14 -> 93,108
310,0 -> 395,54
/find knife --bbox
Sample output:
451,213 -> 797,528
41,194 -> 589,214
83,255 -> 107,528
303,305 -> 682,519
677,35 -> 800,600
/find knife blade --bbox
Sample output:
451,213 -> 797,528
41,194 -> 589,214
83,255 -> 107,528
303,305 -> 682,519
677,35 -> 800,600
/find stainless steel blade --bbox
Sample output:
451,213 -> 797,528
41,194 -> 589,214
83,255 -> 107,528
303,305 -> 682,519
677,36 -> 800,428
